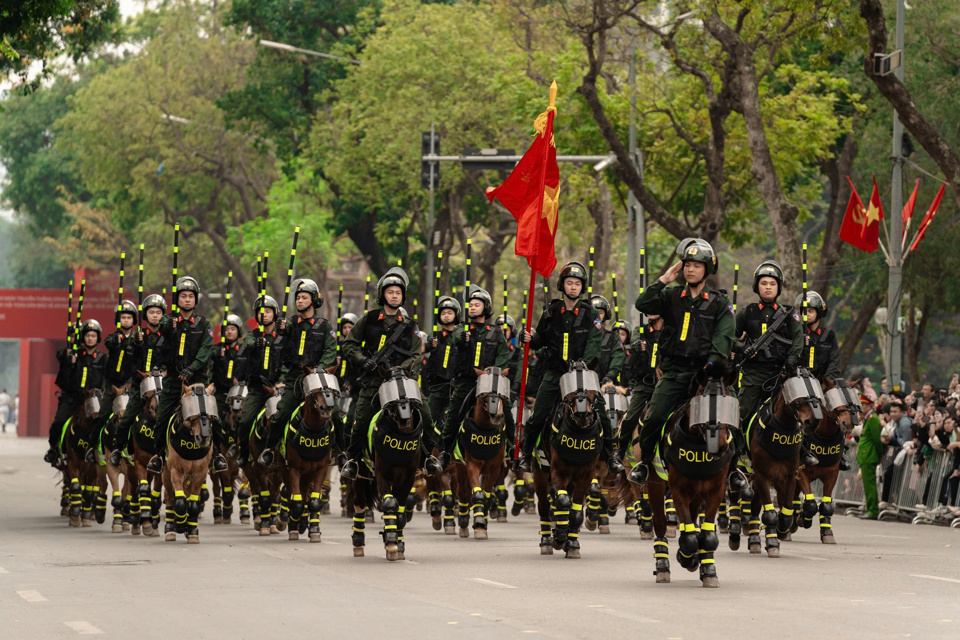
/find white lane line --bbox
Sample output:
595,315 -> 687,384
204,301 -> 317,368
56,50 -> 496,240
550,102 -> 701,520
405,560 -> 420,565
64,621 -> 103,635
469,578 -> 518,589
910,574 -> 960,584
17,590 -> 48,602
0,566 -> 8,574
792,554 -> 828,562
866,534 -> 910,539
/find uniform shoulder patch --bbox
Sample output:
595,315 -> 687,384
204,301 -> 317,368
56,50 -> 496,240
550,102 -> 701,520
593,318 -> 602,330
208,328 -> 213,335
728,304 -> 735,315
330,330 -> 337,339
792,313 -> 800,322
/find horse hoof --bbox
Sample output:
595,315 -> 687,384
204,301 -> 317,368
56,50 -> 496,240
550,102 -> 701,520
386,544 -> 400,561
112,524 -> 123,533
253,517 -> 262,528
122,522 -> 130,531
728,536 -> 741,551
223,517 -> 232,525
270,525 -> 280,535
540,545 -> 553,555
584,518 -> 597,532
353,547 -> 364,557
444,526 -> 456,535
61,507 -> 69,517
497,516 -> 506,523
81,519 -> 92,528
276,521 -> 286,532
640,531 -> 654,540
240,516 -> 250,525
748,544 -> 762,554
565,548 -> 581,559
214,517 -> 223,525
341,507 -> 348,517
432,517 -> 442,531
131,526 -> 141,536
289,531 -> 299,541
165,532 -> 176,542
458,527 -> 469,539
309,533 -> 322,543
821,534 -> 836,545
259,527 -> 271,536
397,550 -> 405,560
146,528 -> 159,537
782,532 -> 792,542
666,526 -> 677,539
655,571 -> 671,584
766,547 -> 780,558
701,576 -> 719,588
69,516 -> 80,527
187,535 -> 199,544
598,525 -> 610,535
474,528 -> 488,540
719,526 -> 729,534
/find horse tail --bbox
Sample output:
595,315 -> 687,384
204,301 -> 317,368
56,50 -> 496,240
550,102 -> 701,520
613,471 -> 639,509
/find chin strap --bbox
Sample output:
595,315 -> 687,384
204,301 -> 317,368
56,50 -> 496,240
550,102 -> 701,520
563,293 -> 580,302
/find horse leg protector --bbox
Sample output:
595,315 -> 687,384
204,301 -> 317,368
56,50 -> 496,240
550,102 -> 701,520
677,524 -> 700,571
496,486 -> 508,513
777,508 -> 794,539
164,504 -> 176,534
186,496 -> 200,536
665,497 -> 678,527
382,494 -> 399,544
760,504 -> 779,551
308,494 -> 323,514
586,480 -> 602,521
570,502 -> 584,530
640,494 -> 653,533
111,491 -> 123,510
428,491 -> 441,517
174,491 -> 188,533
553,490 -> 572,544
472,488 -> 487,529
698,523 -> 719,581
654,537 -> 671,577
61,486 -> 70,509
95,492 -> 107,524
539,519 -> 552,550
819,497 -> 834,537
727,502 -> 742,536
352,513 -> 366,548
289,494 -> 305,524
717,501 -> 729,530
222,486 -> 234,521
801,495 -> 818,529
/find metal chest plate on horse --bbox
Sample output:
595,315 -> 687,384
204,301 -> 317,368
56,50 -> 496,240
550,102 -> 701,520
549,422 -> 601,467
458,416 -> 504,461
804,430 -> 844,468
369,410 -> 422,466
750,405 -> 803,460
282,406 -> 334,462
663,427 -> 735,480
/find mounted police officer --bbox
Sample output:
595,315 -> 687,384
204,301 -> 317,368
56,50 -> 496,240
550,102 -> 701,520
256,279 -> 337,466
423,296 -> 461,445
336,312 -> 361,435
146,276 -> 222,474
626,239 -> 735,485
437,287 -> 513,466
210,314 -> 250,454
92,300 -> 140,461
591,295 -> 626,386
495,314 -> 522,397
44,320 -> 107,466
516,261 -> 625,475
236,295 -> 285,466
110,293 -> 166,466
616,314 -> 662,455
340,267 -> 441,480
796,290 -> 847,469
735,260 -> 808,469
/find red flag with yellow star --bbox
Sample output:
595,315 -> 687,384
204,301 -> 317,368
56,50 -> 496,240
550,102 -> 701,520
858,175 -> 884,252
485,82 -> 560,278
839,177 -> 872,252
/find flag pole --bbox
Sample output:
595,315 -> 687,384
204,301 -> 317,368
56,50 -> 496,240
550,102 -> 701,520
515,80 -> 557,460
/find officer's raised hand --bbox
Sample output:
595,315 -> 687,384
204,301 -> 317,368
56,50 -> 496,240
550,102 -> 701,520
521,329 -> 533,344
254,336 -> 265,349
659,260 -> 683,285
137,329 -> 144,343
170,317 -> 178,332
278,318 -> 287,331
179,366 -> 195,383
361,358 -> 378,373
430,337 -> 438,348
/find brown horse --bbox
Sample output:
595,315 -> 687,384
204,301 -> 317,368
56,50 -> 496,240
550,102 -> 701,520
638,367 -> 739,587
129,371 -> 164,536
792,378 -> 862,543
62,389 -> 103,528
244,384 -> 285,535
585,383 -> 629,534
349,368 -> 424,561
100,385 -> 136,533
533,362 -> 603,559
451,366 -> 511,540
425,453 -> 458,534
735,368 -> 824,558
161,383 -> 216,543
279,366 -> 339,542
211,382 -> 246,525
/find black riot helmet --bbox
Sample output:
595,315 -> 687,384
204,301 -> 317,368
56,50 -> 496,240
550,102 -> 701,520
339,312 -> 359,330
80,319 -> 103,344
614,320 -> 632,343
115,299 -> 139,325
254,295 -> 280,325
495,314 -> 516,334
436,296 -> 462,325
376,267 -> 409,307
557,261 -> 588,299
224,314 -> 245,338
676,238 -> 718,282
175,276 -> 200,311
795,291 -> 828,322
467,287 -> 493,320
294,279 -> 323,309
142,293 -> 167,317
753,260 -> 784,298
590,295 -> 611,320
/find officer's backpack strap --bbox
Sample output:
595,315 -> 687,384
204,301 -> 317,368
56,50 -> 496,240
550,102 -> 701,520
573,301 -> 589,328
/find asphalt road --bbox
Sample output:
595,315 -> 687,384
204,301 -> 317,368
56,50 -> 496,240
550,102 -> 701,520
2,434 -> 958,639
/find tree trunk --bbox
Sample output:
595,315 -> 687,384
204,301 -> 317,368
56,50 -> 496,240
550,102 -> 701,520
837,290 -> 882,375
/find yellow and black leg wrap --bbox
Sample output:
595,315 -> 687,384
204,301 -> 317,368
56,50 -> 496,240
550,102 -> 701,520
222,485 -> 234,521
801,493 -> 817,529
585,479 -> 601,523
213,496 -> 223,521
818,496 -> 834,537
761,503 -> 779,551
174,490 -> 188,533
186,494 -> 200,536
511,479 -> 526,516
539,519 -> 552,548
677,523 -> 700,571
289,493 -> 304,526
495,484 -> 508,516
665,496 -> 678,528
553,490 -> 571,545
382,493 -> 399,545
428,490 -> 441,517
472,487 -> 487,530
654,536 -> 671,575
457,499 -> 470,529
777,507 -> 794,539
95,491 -> 107,524
698,522 -> 719,581
308,491 -> 322,535
352,512 -> 366,548
640,493 -> 653,534
442,490 -> 455,528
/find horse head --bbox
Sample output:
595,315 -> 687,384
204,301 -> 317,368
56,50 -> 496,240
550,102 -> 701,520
137,370 -> 162,422
474,366 -> 510,428
301,364 -> 341,424
820,377 -> 863,436
378,368 -> 422,434
558,361 -> 601,431
110,384 -> 131,423
180,382 -> 218,441
686,370 -> 739,455
779,367 -> 826,433
601,382 -> 629,431
81,388 -> 103,423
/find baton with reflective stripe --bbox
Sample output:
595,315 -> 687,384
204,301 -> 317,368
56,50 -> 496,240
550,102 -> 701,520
588,246 -> 595,295
117,252 -> 126,330
464,238 -> 472,323
171,223 -> 179,313
66,279 -> 74,344
363,275 -> 371,312
432,249 -> 442,335
261,250 -> 269,298
137,244 -> 144,328
639,248 -> 647,328
281,226 -> 300,316
732,264 -> 740,314
221,271 -> 232,344
74,278 -> 86,351
802,243 -> 808,322
502,274 -> 508,326
413,298 -> 418,324
612,273 -> 619,322
255,255 -> 264,335
337,283 -> 343,322
522,289 -> 528,335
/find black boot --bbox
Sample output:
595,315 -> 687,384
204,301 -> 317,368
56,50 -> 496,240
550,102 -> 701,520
424,455 -> 443,476
212,454 -> 229,473
728,465 -> 747,492
257,449 -> 274,466
108,449 -> 122,467
801,446 -> 819,468
437,450 -> 452,470
340,458 -> 359,481
44,448 -> 59,466
606,445 -> 625,475
838,449 -> 851,471
146,454 -> 163,474
627,459 -> 650,485
515,451 -> 532,473
84,448 -> 97,464
226,443 -> 238,460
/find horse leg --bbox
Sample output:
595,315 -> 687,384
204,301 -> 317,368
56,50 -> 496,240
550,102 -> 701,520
648,479 -> 671,583
564,482 -> 586,559
727,487 -> 742,550
551,479 -> 571,550
238,480 -> 251,524
275,484 -> 288,532
66,460 -> 83,527
533,468 -> 553,555
494,463 -> 508,523
664,488 -> 678,538
717,491 -> 729,534
598,491 -> 611,535
466,458 -> 488,540
382,490 -> 401,561
162,468 -> 177,542
122,469 -> 139,535
453,463 -> 470,538
698,477 -> 725,588
754,474 -> 780,558
777,475 -> 798,542
585,472 -> 601,531
819,471 -> 839,544
186,489 -> 201,544
137,469 -> 155,536
286,468 -> 304,541
221,472 -> 236,524
150,474 -> 163,533
350,481 -> 366,557
746,473 -> 763,554
211,472 -> 223,524
81,466 -> 95,526
639,490 -> 654,539
104,463 -> 121,531
512,471 -> 527,517
321,474 -> 332,515
308,465 -> 327,543
257,481 -> 272,536
426,474 -> 442,530
94,466 -> 108,525
395,470 -> 417,560
673,496 -> 700,573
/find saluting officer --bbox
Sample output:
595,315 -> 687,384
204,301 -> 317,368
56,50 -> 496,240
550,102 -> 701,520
93,300 -> 140,461
236,295 -> 285,467
516,261 -> 625,475
146,276 -> 222,474
339,268 -> 441,480
256,279 -> 337,466
627,240 -> 735,484
44,321 -> 108,466
110,294 -> 167,466
423,296 -> 462,445
437,287 -> 513,466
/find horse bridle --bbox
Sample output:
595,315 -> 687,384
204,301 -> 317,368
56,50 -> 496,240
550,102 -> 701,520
180,385 -> 217,438
779,367 -> 826,424
560,362 -> 600,416
476,367 -> 510,417
822,378 -> 862,431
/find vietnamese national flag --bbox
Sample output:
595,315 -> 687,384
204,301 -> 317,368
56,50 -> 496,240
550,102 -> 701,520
485,83 -> 560,278
858,176 -> 884,252
838,177 -> 873,252
908,183 -> 946,255
902,178 -> 919,239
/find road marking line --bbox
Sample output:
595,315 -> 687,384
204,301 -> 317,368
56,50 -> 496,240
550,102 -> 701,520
0,566 -> 8,574
469,578 -> 518,589
910,574 -> 960,584
405,560 -> 419,565
866,534 -> 910,539
64,621 -> 103,635
17,590 -> 47,602
598,608 -> 660,624
792,554 -> 827,561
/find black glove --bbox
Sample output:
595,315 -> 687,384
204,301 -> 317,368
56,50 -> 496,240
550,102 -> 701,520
254,336 -> 265,349
601,376 -> 613,386
179,366 -> 195,382
361,358 -> 378,373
